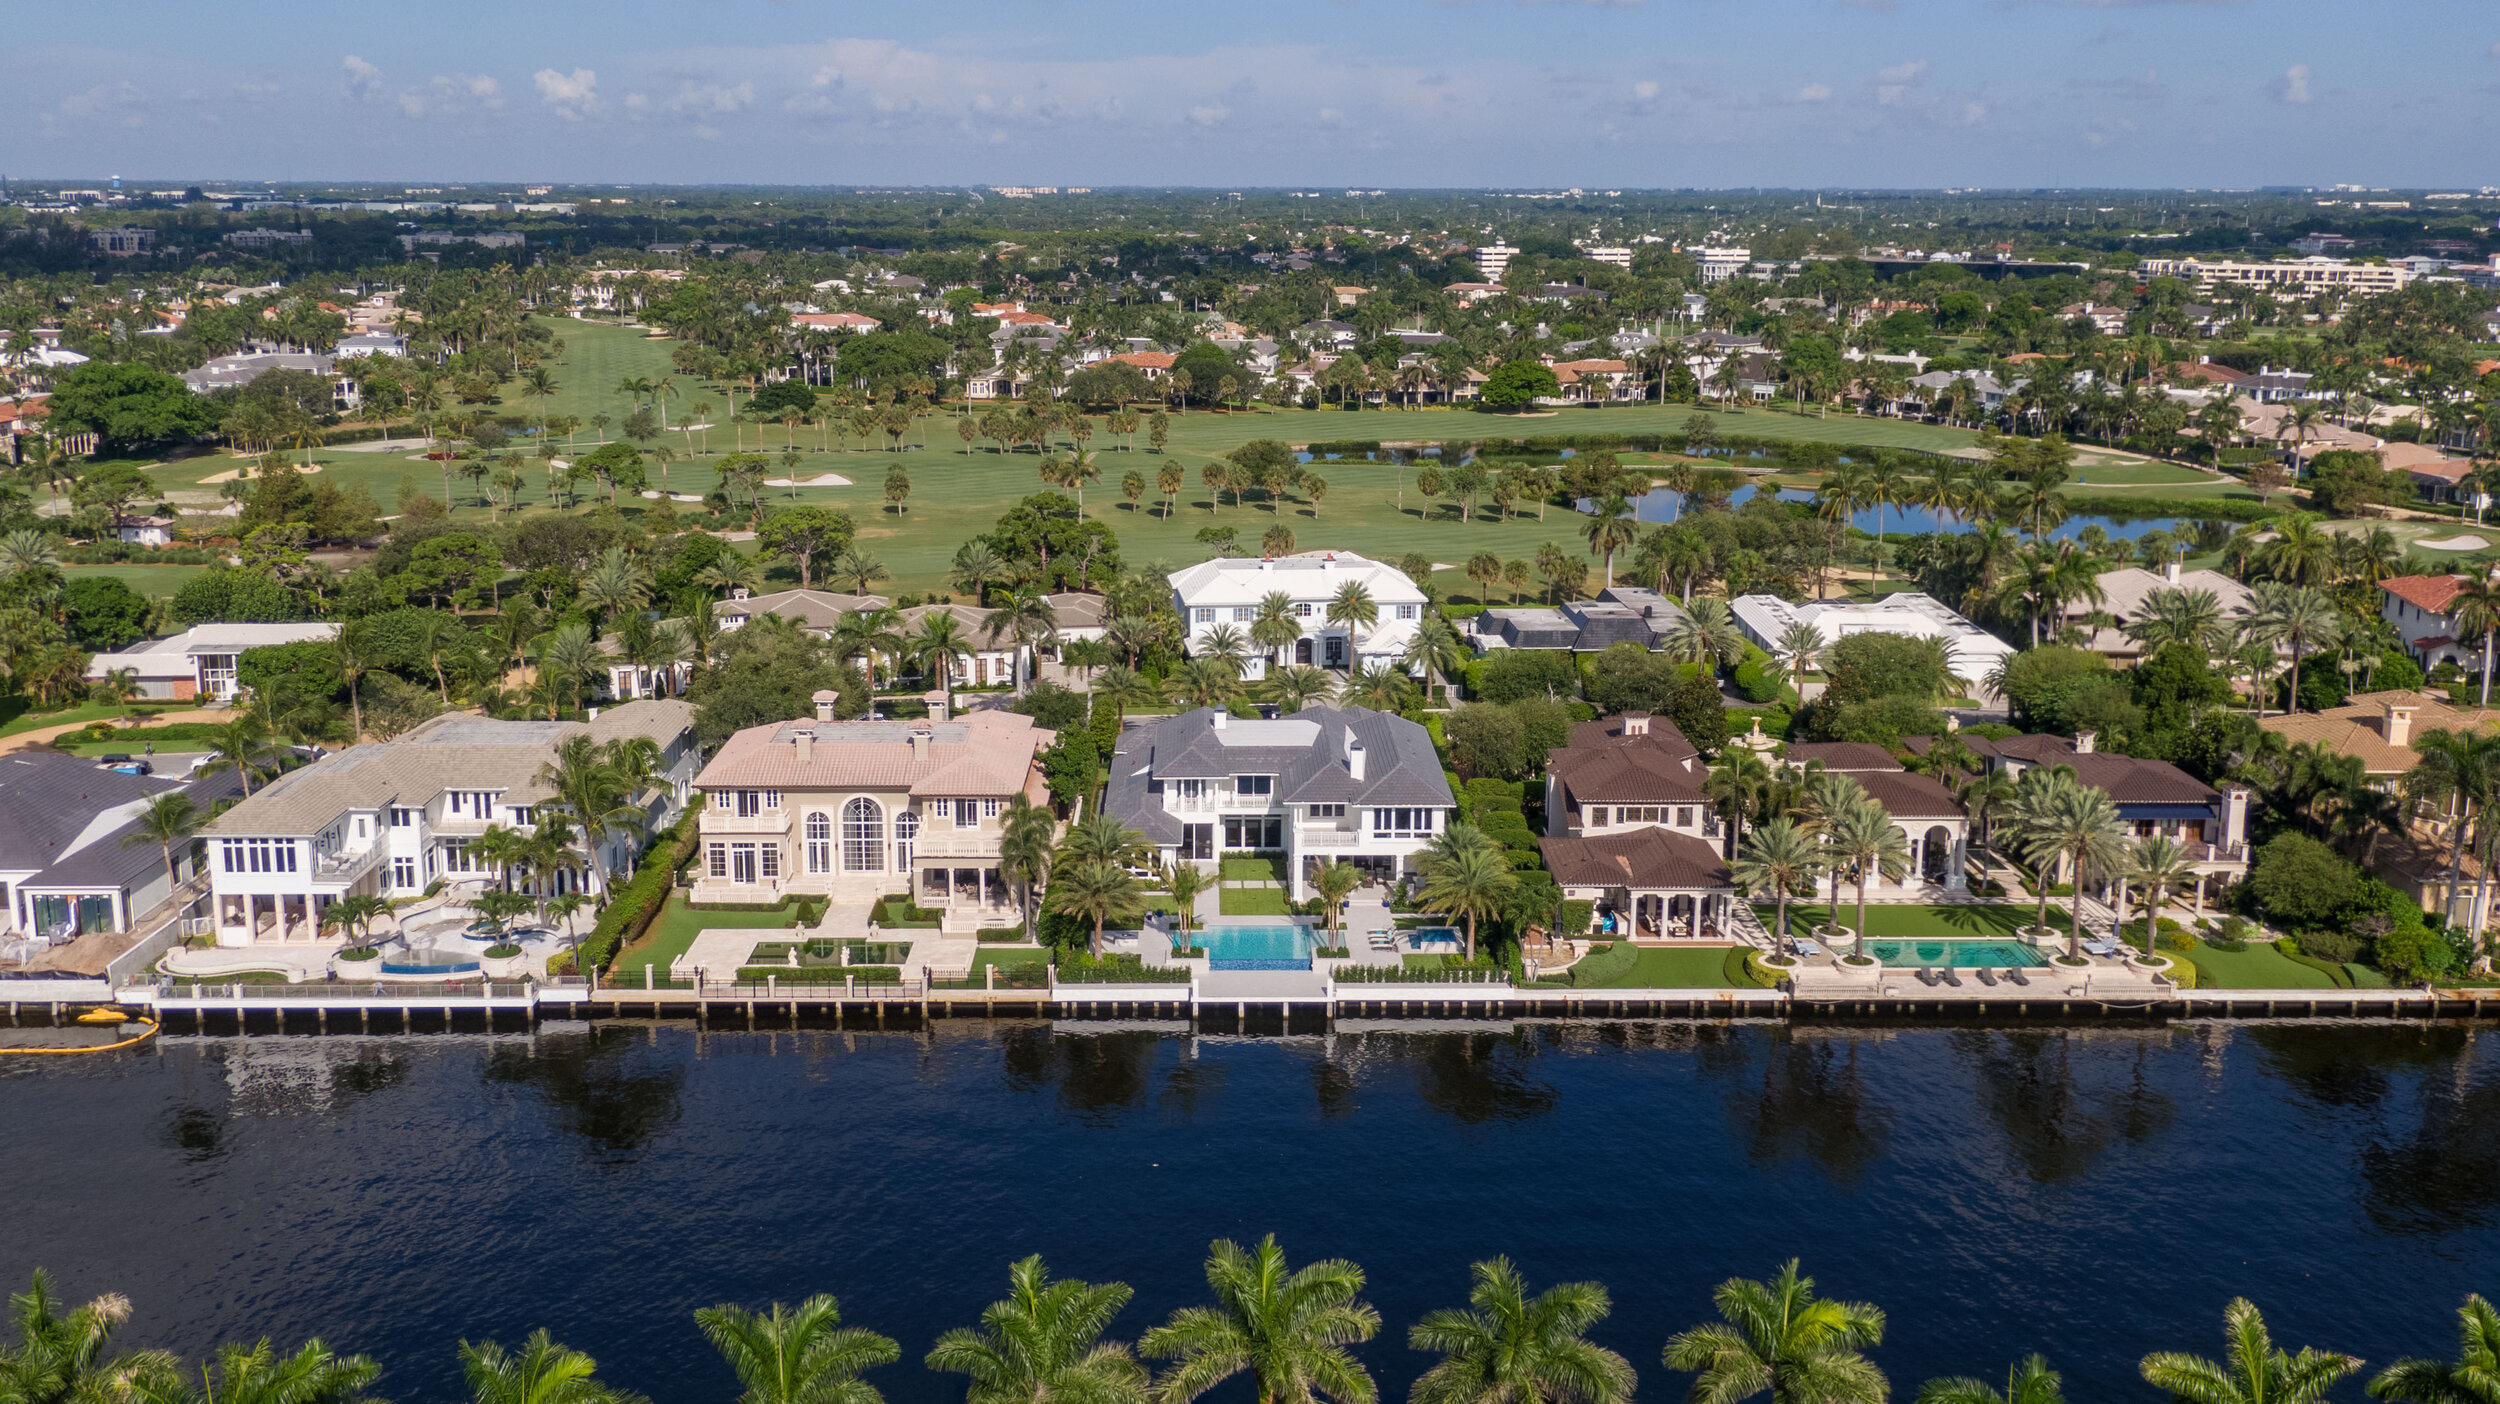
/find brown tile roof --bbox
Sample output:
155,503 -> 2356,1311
1784,742 -> 1902,772
2259,689 -> 2500,775
1541,826 -> 1732,891
1849,770 -> 1966,820
1988,735 -> 2220,805
1548,716 -> 1706,805
2381,576 -> 2469,615
695,709 -> 1049,797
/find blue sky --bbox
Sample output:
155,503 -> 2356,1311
12,1 -> 2499,189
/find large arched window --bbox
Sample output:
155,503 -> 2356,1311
804,811 -> 832,874
841,797 -> 885,872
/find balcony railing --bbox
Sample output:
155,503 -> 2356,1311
310,846 -> 383,885
700,812 -> 792,834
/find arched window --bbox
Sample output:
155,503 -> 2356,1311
804,811 -> 832,874
842,797 -> 885,872
894,810 -> 919,878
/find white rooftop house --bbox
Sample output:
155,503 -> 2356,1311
1170,551 -> 1429,679
86,622 -> 342,701
1729,593 -> 2017,693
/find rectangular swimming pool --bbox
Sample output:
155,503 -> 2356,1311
1199,923 -> 1315,971
1863,939 -> 2048,969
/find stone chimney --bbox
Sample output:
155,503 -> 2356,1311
812,688 -> 839,723
909,727 -> 932,761
1211,706 -> 1228,730
2075,731 -> 2097,755
923,689 -> 950,723
793,726 -> 814,765
1347,738 -> 1367,781
2163,558 -> 2181,585
2385,700 -> 2415,748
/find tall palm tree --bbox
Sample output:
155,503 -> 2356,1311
1310,862 -> 1361,949
2119,833 -> 2192,956
1141,1236 -> 1380,1404
0,1269 -> 179,1404
121,793 -> 201,897
1200,625 -> 1255,678
1416,831 -> 1517,962
2370,1294 -> 2500,1404
1826,796 -> 1912,941
985,592 -> 1061,690
2246,581 -> 2342,715
1045,860 -> 1146,956
2124,587 -> 2226,657
1096,666 -> 1165,721
459,1331 -> 638,1404
928,1257 -> 1146,1404
1662,1260 -> 1886,1404
2404,728 -> 2500,933
909,612 -> 978,691
174,1339 -> 385,1404
1730,819 -> 1825,951
1663,598 -> 1748,670
1914,1356 -> 2063,1404
1583,495 -> 1638,589
1164,862 -> 1213,952
2449,574 -> 2500,708
1408,1258 -> 1635,1404
1774,622 -> 1824,701
535,735 -> 639,899
998,796 -> 1057,942
1401,615 -> 1470,702
537,623 -> 606,718
1706,750 -> 1773,859
1343,663 -> 1417,713
1174,657 -> 1246,710
1325,583 -> 1379,659
2011,772 -> 2128,960
1264,666 -> 1336,714
2138,1300 -> 2358,1404
694,1296 -> 899,1404
197,715 -> 281,797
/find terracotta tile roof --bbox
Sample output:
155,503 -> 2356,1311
1541,826 -> 1732,891
2380,575 -> 2467,613
2260,689 -> 2500,775
1548,716 -> 1706,806
1784,742 -> 1902,773
1104,351 -> 1175,370
695,709 -> 1049,797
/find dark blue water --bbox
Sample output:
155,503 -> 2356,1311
1619,485 -> 2193,542
5,1023 -> 2494,1404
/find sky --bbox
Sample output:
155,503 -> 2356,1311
11,0 -> 2499,190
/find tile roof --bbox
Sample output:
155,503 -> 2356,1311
1984,735 -> 2221,806
1540,826 -> 1731,891
1548,716 -> 1706,806
2379,575 -> 2468,614
2259,689 -> 2500,775
1103,705 -> 1452,845
695,709 -> 1048,797
1784,742 -> 1902,772
720,589 -> 892,631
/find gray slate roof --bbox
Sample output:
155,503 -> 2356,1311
1105,705 -> 1452,845
0,752 -> 243,891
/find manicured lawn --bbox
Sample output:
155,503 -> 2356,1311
1221,855 -> 1286,882
2056,480 -> 2263,504
609,893 -> 798,979
0,699 -> 212,741
2065,462 -> 2218,487
1219,887 -> 1293,916
1584,946 -> 1741,990
2169,940 -> 2343,990
64,563 -> 213,597
1761,903 -> 2041,940
972,946 -> 1050,972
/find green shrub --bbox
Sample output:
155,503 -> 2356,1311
736,965 -> 905,984
878,900 -> 941,927
1555,899 -> 1594,936
1732,646 -> 1784,704
686,896 -> 794,912
1057,952 -> 1191,984
2277,947 -> 2355,988
576,815 -> 698,975
1726,945 -> 1782,989
1568,940 -> 1636,987
977,927 -> 1028,942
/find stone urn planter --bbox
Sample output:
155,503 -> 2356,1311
1811,924 -> 1858,955
2017,925 -> 2061,949
480,951 -> 533,979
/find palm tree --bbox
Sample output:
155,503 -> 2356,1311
1774,622 -> 1824,700
695,1296 -> 899,1404
537,623 -> 605,718
1325,582 -> 1379,660
1310,861 -> 1361,948
1584,495 -> 1638,588
2124,587 -> 2226,656
1663,1260 -> 1886,1404
1200,625 -> 1255,678
2450,574 -> 2500,708
319,892 -> 392,955
1706,750 -> 1773,858
1264,666 -> 1336,713
984,592 -> 1061,691
950,542 -> 1011,604
831,608 -> 906,683
460,1331 -> 638,1404
535,735 -> 639,899
1663,598 -> 1748,670
1402,616 -> 1470,702
699,554 -> 769,600
909,612 -> 977,691
1409,1258 -> 1635,1404
197,715 -> 282,797
1730,819 -> 1824,951
1826,796 -> 1912,942
1416,828 -> 1517,962
2138,1299 -> 2358,1404
1164,861 -> 1212,952
2246,581 -> 2342,714
1097,665 -> 1165,721
2010,772 -> 2128,960
580,547 -> 653,626
998,795 -> 1057,942
0,1269 -> 179,1404
927,1257 -> 1147,1404
121,793 -> 202,897
1141,1236 -> 1380,1404
2119,833 -> 2192,957
1914,1356 -> 2062,1404
1046,860 -> 1146,957
1250,593 -> 1303,672
2370,1295 -> 2500,1404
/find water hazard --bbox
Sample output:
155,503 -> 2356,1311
4,1022 -> 2494,1404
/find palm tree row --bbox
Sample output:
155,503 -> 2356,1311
19,1262 -> 2487,1404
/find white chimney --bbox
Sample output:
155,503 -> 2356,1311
2163,559 -> 2181,585
1623,714 -> 1650,736
732,586 -> 752,601
2385,702 -> 2415,748
794,727 -> 814,765
812,689 -> 839,723
2075,731 -> 2097,755
924,689 -> 950,723
1211,707 -> 1227,730
585,706 -> 600,721
909,727 -> 932,761
1347,739 -> 1366,781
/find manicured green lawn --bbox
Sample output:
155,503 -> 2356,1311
1761,903 -> 2042,940
2169,940 -> 2343,990
0,699 -> 213,741
2057,480 -> 2262,504
972,946 -> 1049,971
2066,463 -> 2217,486
1221,855 -> 1286,882
64,563 -> 213,597
1582,946 -> 1741,990
1219,887 -> 1293,916
609,894 -> 798,979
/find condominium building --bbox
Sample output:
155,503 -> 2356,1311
2139,256 -> 2412,297
1689,246 -> 1753,283
201,702 -> 699,944
1474,243 -> 1520,281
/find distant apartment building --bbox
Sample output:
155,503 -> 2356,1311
1582,246 -> 1633,269
1689,246 -> 1753,283
1473,243 -> 1520,281
2139,256 -> 2411,296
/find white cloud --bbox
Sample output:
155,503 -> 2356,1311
665,81 -> 754,116
1188,102 -> 1230,126
1874,58 -> 1927,104
2489,41 -> 2499,58
1796,82 -> 1833,101
342,55 -> 384,103
535,67 -> 600,120
398,73 -> 502,121
1632,80 -> 1659,101
1962,101 -> 1989,124
2278,62 -> 2311,103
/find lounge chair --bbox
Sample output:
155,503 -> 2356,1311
2005,967 -> 2029,986
1916,967 -> 1940,986
1975,966 -> 1998,986
1942,968 -> 1962,987
1794,939 -> 1824,957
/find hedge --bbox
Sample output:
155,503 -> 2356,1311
686,896 -> 794,913
1568,940 -> 1636,988
577,815 -> 699,975
2061,493 -> 2275,524
977,927 -> 1028,942
734,965 -> 904,984
1555,899 -> 1594,936
2279,947 -> 2355,988
1725,945 -> 1782,989
1732,645 -> 1784,704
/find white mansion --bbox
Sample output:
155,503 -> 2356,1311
1171,551 -> 1429,678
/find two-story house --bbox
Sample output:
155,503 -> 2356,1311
86,622 -> 341,701
688,697 -> 1052,930
1779,743 -> 1971,894
1171,552 -> 1428,679
1942,730 -> 2250,898
0,754 -> 243,947
1538,714 -> 1737,940
201,701 -> 699,945
1104,704 -> 1453,899
2379,575 -> 2477,672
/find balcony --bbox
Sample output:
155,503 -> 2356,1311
700,811 -> 792,835
309,845 -> 384,888
1297,828 -> 1364,849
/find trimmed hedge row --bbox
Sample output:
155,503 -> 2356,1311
733,965 -> 904,984
577,815 -> 699,975
1725,946 -> 1783,989
1566,940 -> 1636,988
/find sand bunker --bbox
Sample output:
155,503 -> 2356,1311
2419,535 -> 2490,551
199,462 -> 324,484
762,473 -> 854,488
639,491 -> 707,503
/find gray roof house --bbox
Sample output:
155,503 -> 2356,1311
1105,705 -> 1453,899
1470,587 -> 1686,654
0,751 -> 244,949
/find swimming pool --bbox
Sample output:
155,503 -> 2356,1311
1864,939 -> 2047,969
1198,924 -> 1315,971
1409,926 -> 1460,950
